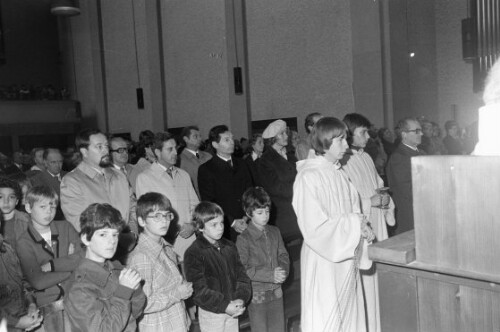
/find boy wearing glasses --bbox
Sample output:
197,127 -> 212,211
128,192 -> 193,332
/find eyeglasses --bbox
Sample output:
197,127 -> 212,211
92,143 -> 109,152
109,147 -> 129,154
146,211 -> 174,222
405,129 -> 422,134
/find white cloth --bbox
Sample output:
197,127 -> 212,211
292,155 -> 366,332
342,149 -> 396,332
136,163 -> 199,262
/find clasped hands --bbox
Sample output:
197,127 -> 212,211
360,217 -> 376,242
226,299 -> 246,318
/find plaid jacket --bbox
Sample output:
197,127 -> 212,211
128,234 -> 190,332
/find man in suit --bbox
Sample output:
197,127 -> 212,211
31,148 -> 66,219
109,136 -> 135,187
178,126 -> 212,198
198,125 -> 253,240
386,117 -> 425,236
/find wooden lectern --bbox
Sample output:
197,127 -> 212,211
369,156 -> 500,332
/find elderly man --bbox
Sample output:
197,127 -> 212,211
386,117 -> 425,236
31,148 -> 67,219
178,126 -> 212,198
198,125 -> 253,240
60,129 -> 138,236
109,136 -> 134,186
295,112 -> 323,160
136,132 -> 199,263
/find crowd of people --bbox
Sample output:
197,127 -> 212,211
0,113 -> 477,332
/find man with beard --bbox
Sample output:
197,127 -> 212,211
60,129 -> 138,236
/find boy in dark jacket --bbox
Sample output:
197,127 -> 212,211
184,202 -> 251,332
64,203 -> 146,332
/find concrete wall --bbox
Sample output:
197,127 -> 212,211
0,0 -> 486,141
0,0 -> 61,86
387,0 -> 482,129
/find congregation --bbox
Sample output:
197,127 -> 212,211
0,114 -> 477,332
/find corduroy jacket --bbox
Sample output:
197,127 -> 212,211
184,235 -> 251,314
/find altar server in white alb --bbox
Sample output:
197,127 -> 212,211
292,117 -> 375,332
341,113 -> 396,332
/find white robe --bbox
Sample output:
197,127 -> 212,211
292,156 -> 367,332
342,149 -> 396,332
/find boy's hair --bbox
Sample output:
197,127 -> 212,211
192,201 -> 224,232
311,117 -> 347,156
342,113 -> 372,145
80,203 -> 126,241
137,192 -> 172,220
0,177 -> 22,201
242,187 -> 271,216
25,185 -> 59,208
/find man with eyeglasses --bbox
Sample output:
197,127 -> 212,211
136,132 -> 199,265
386,117 -> 425,236
109,136 -> 134,186
60,129 -> 138,240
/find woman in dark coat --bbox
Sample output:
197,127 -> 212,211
257,120 -> 299,241
243,133 -> 264,186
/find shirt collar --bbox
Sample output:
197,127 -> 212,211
155,162 -> 176,174
197,234 -> 228,249
138,233 -> 171,257
185,148 -> 198,156
246,221 -> 267,240
47,170 -> 60,177
349,145 -> 364,153
78,161 -> 107,178
216,154 -> 232,162
403,143 -> 419,152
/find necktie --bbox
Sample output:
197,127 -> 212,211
54,175 -> 61,182
120,166 -> 127,175
166,167 -> 174,178
196,152 -> 200,159
227,159 -> 233,168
